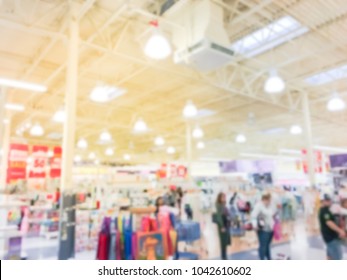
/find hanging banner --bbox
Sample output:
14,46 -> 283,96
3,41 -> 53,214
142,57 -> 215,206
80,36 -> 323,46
329,154 -> 347,169
7,143 -> 28,183
29,145 -> 48,178
50,147 -> 62,178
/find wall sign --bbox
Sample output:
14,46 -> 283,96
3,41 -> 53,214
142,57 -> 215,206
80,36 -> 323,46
7,143 -> 28,183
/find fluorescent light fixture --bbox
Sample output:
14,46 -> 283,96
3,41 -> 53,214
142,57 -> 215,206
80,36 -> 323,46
183,100 -> 198,118
123,154 -> 131,161
74,155 -> 82,163
99,131 -> 112,142
262,127 -> 287,135
5,103 -> 24,111
133,118 -> 148,133
240,152 -> 299,161
105,147 -> 114,156
231,16 -> 308,58
192,126 -> 204,139
144,29 -> 172,60
47,132 -> 62,140
154,136 -> 165,146
0,77 -> 47,92
90,84 -> 126,103
290,125 -> 302,135
30,123 -> 44,136
314,145 -> 347,154
77,138 -> 88,149
327,95 -> 345,112
235,134 -> 247,143
47,150 -> 54,157
53,109 -> 65,123
3,119 -> 9,124
279,148 -> 301,155
305,64 -> 347,85
88,152 -> 96,160
167,146 -> 176,154
264,69 -> 285,94
197,141 -> 205,149
196,109 -> 216,119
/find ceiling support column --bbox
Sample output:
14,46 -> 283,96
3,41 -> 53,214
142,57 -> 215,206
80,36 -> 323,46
58,2 -> 79,260
302,91 -> 316,187
186,123 -> 192,178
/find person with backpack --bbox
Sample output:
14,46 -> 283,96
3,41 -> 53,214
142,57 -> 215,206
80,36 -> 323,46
251,193 -> 277,260
318,194 -> 346,260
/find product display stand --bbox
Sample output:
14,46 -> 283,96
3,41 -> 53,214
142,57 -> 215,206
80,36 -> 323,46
58,193 -> 76,260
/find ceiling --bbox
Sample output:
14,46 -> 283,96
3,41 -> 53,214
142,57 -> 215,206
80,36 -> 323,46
1,0 -> 347,164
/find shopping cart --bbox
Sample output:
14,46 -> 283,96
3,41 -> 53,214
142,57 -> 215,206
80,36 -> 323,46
175,221 -> 201,260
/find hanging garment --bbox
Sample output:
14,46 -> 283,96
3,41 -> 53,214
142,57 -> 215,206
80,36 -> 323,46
96,232 -> 109,260
132,232 -> 137,260
116,231 -> 121,260
124,230 -> 133,260
141,216 -> 151,232
108,232 -> 116,260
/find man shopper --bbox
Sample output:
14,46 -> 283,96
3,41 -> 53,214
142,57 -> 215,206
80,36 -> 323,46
318,194 -> 346,260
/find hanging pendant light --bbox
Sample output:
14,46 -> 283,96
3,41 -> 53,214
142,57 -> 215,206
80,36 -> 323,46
235,134 -> 247,143
123,154 -> 131,161
30,123 -> 44,136
74,155 -> 82,163
133,118 -> 148,133
167,146 -> 176,154
154,136 -> 165,146
77,138 -> 88,149
183,100 -> 198,118
105,147 -> 114,156
290,125 -> 302,135
264,69 -> 285,94
99,130 -> 112,142
53,108 -> 65,123
192,126 -> 204,139
88,152 -> 96,160
197,141 -> 205,149
327,93 -> 346,112
144,21 -> 172,60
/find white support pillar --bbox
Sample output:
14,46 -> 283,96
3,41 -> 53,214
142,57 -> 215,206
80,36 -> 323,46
302,91 -> 316,187
60,6 -> 79,193
186,123 -> 192,178
58,3 -> 79,260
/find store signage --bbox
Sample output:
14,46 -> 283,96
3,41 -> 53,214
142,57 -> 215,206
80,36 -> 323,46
157,164 -> 187,178
219,160 -> 275,173
329,154 -> 347,169
7,143 -> 28,183
302,150 -> 323,173
29,145 -> 48,178
50,146 -> 62,178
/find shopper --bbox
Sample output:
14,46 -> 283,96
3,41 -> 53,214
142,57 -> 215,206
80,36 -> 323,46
214,192 -> 231,260
318,194 -> 346,260
251,193 -> 276,260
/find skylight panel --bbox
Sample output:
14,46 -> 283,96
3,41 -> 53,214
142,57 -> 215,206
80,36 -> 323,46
231,16 -> 309,58
305,64 -> 347,85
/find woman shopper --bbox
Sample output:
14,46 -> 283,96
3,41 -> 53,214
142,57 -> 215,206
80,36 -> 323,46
251,193 -> 276,260
215,192 -> 231,260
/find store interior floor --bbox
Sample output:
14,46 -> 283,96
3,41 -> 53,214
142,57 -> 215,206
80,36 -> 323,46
21,216 -> 347,260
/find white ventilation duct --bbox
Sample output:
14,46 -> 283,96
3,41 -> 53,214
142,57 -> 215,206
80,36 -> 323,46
164,0 -> 233,72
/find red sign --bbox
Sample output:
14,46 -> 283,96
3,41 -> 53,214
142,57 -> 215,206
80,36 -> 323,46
156,164 -> 187,178
29,146 -> 48,178
50,147 -> 62,178
7,144 -> 28,183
